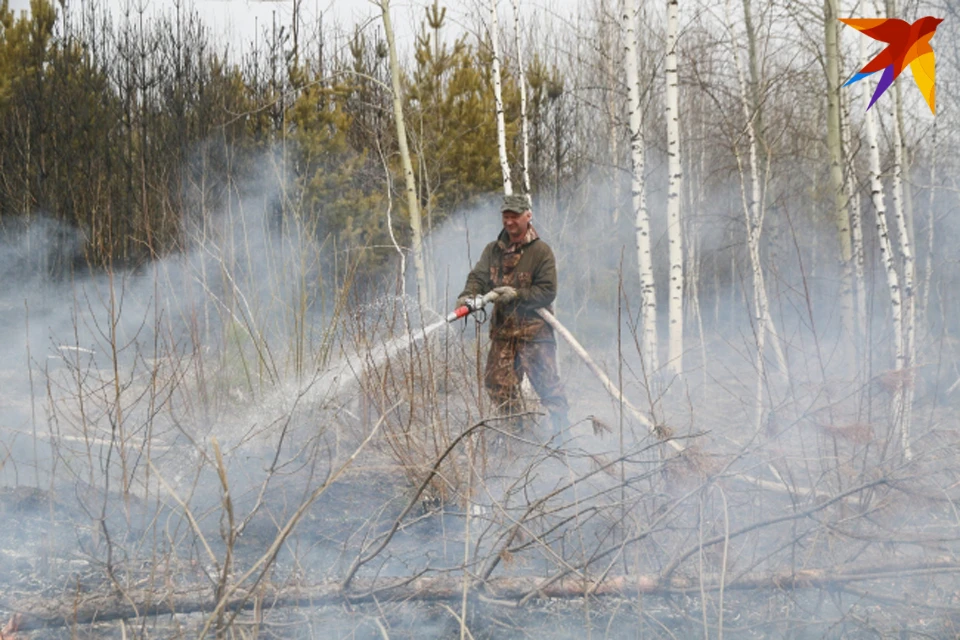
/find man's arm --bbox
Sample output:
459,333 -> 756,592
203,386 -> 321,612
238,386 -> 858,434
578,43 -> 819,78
458,243 -> 494,299
516,243 -> 557,310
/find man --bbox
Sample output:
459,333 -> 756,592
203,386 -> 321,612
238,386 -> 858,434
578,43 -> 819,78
456,194 -> 569,434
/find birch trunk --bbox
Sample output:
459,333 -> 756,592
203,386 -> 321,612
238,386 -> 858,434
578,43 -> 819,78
623,0 -> 658,372
881,0 -> 912,461
862,38 -> 905,458
842,86 -> 867,342
491,0 -> 536,402
606,0 -> 621,225
741,0 -> 763,164
665,0 -> 683,376
739,0 -> 788,375
825,0 -> 856,355
381,0 -> 428,308
510,0 -> 531,195
920,122 -> 936,324
891,80 -> 915,458
728,0 -> 773,432
693,93 -> 709,390
490,0 -> 513,196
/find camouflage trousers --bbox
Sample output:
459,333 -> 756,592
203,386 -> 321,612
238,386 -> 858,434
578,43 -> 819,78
484,336 -> 569,429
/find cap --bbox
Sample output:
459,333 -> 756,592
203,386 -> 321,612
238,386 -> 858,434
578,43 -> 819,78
501,193 -> 532,213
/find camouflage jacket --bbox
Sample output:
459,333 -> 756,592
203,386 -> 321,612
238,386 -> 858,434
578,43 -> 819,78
458,225 -> 557,341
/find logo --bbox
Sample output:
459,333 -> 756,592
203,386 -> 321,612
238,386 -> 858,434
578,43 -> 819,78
841,17 -> 943,114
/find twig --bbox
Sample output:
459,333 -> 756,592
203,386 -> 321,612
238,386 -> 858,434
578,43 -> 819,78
197,403 -> 397,638
341,418 -> 499,590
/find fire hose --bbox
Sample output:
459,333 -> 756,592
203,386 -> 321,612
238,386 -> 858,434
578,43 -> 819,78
446,294 -> 817,497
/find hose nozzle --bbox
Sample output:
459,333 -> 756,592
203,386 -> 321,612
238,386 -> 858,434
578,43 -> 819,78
446,291 -> 499,323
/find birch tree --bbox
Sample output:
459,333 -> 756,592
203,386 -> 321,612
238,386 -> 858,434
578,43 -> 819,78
885,0 -> 915,458
842,94 -> 867,342
920,122 -> 937,325
665,0 -> 683,376
602,0 -> 621,225
825,0 -> 856,354
735,0 -> 788,376
866,84 -> 907,457
858,6 -> 908,459
510,0 -> 531,195
380,0 -> 428,307
726,0 -> 786,433
890,79 -> 915,458
490,0 -> 513,195
622,0 -> 658,373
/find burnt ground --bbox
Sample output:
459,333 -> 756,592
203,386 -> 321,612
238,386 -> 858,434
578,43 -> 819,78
1,473 -> 957,640
1,325 -> 960,638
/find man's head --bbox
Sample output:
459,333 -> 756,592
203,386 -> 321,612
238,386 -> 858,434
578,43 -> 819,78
501,194 -> 532,243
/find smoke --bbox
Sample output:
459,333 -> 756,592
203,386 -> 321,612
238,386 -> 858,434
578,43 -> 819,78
1,129 -> 960,638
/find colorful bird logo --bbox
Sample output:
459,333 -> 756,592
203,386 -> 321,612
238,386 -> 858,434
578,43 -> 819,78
840,16 -> 943,114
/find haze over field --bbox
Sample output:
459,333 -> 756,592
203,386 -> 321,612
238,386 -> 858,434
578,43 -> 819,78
0,0 -> 959,637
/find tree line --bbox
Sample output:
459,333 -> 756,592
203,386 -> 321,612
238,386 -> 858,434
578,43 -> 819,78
0,0 -> 570,276
2,0 -> 957,417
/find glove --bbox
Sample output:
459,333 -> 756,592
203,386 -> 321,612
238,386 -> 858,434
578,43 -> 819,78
455,295 -> 471,308
492,286 -> 518,304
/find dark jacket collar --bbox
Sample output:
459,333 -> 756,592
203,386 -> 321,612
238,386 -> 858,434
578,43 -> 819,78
497,224 -> 539,251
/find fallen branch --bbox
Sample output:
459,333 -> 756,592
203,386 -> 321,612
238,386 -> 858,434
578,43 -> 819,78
197,403 -> 396,637
8,562 -> 960,630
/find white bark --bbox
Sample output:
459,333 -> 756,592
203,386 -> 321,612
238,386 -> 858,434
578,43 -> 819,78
878,0 -> 912,461
665,0 -> 683,376
861,33 -> 905,458
738,0 -> 788,376
825,0 -> 855,353
492,0 -> 535,403
689,214 -> 708,394
378,142 -> 406,299
891,82 -> 915,459
920,122 -> 937,323
865,99 -> 899,335
606,0 -> 621,225
841,86 -> 867,340
623,0 -> 658,372
692,93 -> 708,392
490,0 -> 513,196
727,0 -> 776,432
510,0 -> 531,195
380,0 -> 428,308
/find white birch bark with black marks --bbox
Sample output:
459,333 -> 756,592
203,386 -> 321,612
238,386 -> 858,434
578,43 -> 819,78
490,0 -> 513,196
491,0 -> 536,402
510,0 -> 531,195
623,0 -> 658,372
665,0 -> 683,376
891,81 -> 915,458
380,0 -> 428,308
862,41 -> 905,457
883,0 -> 913,460
739,0 -> 788,375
